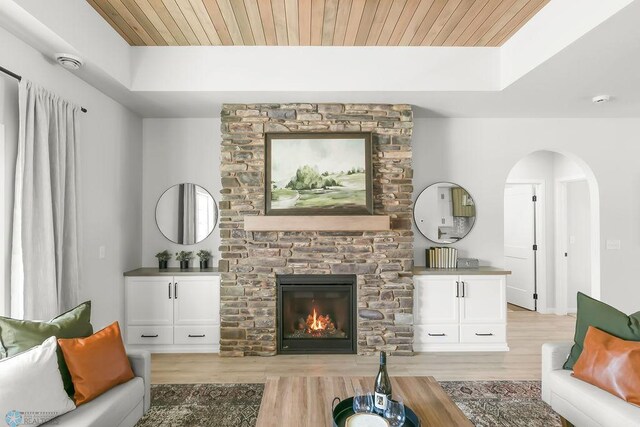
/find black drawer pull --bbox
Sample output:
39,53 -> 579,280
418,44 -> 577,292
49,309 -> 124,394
475,333 -> 494,336
428,333 -> 446,337
188,334 -> 206,338
141,334 -> 159,338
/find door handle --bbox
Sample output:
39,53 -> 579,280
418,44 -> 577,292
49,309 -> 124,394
141,334 -> 159,338
174,282 -> 178,299
455,281 -> 460,298
168,282 -> 172,299
475,333 -> 494,336
428,333 -> 446,337
188,334 -> 206,338
461,281 -> 466,298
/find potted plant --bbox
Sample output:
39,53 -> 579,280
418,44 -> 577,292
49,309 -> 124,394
197,250 -> 212,269
175,251 -> 194,270
155,250 -> 171,269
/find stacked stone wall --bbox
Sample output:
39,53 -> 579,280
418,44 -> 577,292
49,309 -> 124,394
219,103 -> 414,356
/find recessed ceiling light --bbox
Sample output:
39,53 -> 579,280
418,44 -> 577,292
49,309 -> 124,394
55,53 -> 84,70
592,95 -> 611,104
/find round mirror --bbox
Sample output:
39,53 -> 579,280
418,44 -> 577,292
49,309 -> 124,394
414,182 -> 476,244
155,183 -> 218,245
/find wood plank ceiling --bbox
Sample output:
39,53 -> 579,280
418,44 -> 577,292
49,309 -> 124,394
87,0 -> 550,47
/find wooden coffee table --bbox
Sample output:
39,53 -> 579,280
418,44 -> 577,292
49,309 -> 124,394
256,376 -> 472,427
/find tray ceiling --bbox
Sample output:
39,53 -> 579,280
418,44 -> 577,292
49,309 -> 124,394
87,0 -> 549,47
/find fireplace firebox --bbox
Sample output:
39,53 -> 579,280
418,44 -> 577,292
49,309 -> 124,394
277,274 -> 357,354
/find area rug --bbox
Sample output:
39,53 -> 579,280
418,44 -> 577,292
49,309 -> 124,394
135,381 -> 559,427
135,383 -> 264,427
440,381 -> 561,427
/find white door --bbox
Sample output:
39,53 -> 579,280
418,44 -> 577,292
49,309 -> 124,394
459,276 -> 506,324
126,277 -> 174,325
414,276 -> 459,324
566,180 -> 591,311
174,276 -> 220,326
504,184 -> 536,310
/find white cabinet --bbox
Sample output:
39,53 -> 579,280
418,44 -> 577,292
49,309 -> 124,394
414,276 -> 459,324
126,277 -> 174,326
173,276 -> 220,326
414,273 -> 509,352
125,273 -> 220,353
459,276 -> 506,324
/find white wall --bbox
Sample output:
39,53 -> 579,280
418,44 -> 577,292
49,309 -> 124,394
142,119 -> 220,267
0,123 -> 4,315
0,26 -> 143,327
412,117 -> 640,314
554,154 -> 586,180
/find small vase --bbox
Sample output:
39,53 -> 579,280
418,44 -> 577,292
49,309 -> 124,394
158,260 -> 168,270
179,260 -> 190,270
200,260 -> 209,270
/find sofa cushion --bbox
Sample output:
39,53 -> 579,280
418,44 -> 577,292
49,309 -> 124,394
42,377 -> 144,427
0,301 -> 93,396
0,336 -> 76,426
564,292 -> 640,369
548,369 -> 640,426
574,326 -> 640,405
58,322 -> 134,405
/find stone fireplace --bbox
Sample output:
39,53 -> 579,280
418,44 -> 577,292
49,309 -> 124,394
219,103 -> 414,356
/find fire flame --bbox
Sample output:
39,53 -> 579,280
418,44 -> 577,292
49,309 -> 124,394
306,308 -> 335,333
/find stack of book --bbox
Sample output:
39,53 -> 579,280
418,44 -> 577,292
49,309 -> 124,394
426,247 -> 458,269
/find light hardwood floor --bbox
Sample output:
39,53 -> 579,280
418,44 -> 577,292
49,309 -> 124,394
151,310 -> 575,384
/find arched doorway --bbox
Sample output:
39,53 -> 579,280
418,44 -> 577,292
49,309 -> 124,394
504,151 -> 600,314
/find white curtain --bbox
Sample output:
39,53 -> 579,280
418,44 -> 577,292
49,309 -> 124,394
11,80 -> 81,320
179,183 -> 197,244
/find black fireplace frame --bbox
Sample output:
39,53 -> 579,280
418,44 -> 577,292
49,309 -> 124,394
277,274 -> 357,355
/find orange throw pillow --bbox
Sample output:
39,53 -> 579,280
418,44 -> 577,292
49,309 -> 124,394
57,322 -> 134,405
573,326 -> 640,405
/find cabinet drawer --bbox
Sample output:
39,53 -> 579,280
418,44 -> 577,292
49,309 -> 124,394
460,324 -> 506,343
415,324 -> 459,344
174,325 -> 219,345
127,326 -> 173,345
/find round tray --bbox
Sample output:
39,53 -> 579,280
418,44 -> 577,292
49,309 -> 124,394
332,397 -> 421,427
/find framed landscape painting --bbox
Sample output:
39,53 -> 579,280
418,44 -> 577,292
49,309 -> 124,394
265,133 -> 373,215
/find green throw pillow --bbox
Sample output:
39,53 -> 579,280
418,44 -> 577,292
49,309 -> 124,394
564,292 -> 640,369
0,301 -> 93,396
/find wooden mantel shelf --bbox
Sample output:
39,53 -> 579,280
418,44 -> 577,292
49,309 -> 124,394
244,215 -> 391,231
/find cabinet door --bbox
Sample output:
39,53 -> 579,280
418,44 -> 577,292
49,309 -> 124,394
126,277 -> 174,326
459,275 -> 506,324
414,276 -> 459,324
174,276 -> 220,326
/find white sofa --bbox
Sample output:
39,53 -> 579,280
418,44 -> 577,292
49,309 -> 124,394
42,350 -> 151,427
542,342 -> 640,427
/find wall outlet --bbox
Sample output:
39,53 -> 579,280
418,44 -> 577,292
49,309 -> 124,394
99,245 -> 106,259
606,240 -> 621,250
